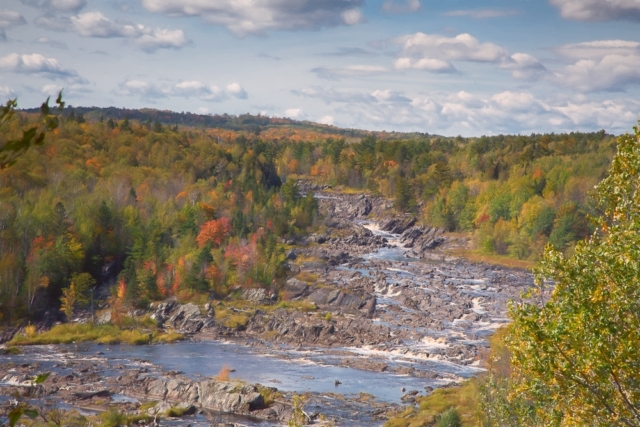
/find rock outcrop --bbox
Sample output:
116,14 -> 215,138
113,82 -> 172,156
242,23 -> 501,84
151,301 -> 215,334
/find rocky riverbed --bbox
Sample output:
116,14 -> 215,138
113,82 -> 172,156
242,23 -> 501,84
1,188 -> 535,426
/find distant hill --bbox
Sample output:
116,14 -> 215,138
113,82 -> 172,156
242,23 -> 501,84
20,105 -> 433,140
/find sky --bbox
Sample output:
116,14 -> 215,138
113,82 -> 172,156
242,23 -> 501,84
2,0 -> 640,136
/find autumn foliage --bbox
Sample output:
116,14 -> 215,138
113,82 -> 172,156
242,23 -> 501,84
197,218 -> 231,248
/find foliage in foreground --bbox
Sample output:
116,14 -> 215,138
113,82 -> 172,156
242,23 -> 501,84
502,126 -> 640,425
385,380 -> 482,427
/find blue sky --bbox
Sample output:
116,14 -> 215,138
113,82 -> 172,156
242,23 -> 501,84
2,0 -> 640,136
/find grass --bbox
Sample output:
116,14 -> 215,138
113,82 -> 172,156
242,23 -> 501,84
100,408 -> 153,427
165,406 -> 194,417
212,297 -> 319,330
296,271 -> 320,283
277,300 -> 318,312
214,306 -> 251,329
138,400 -> 159,412
0,346 -> 21,355
257,385 -> 283,406
384,380 -> 483,427
448,249 -> 535,270
9,323 -> 184,346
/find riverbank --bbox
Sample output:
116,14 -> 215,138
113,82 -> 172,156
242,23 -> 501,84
1,188 -> 535,426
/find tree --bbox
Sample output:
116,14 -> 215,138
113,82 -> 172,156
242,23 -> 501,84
506,125 -> 640,425
60,283 -> 77,320
70,272 -> 95,308
0,92 -> 64,168
395,175 -> 414,211
196,217 -> 231,248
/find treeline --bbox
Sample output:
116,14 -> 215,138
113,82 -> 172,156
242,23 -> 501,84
279,131 -> 616,259
0,116 -> 318,323
20,106 -> 373,138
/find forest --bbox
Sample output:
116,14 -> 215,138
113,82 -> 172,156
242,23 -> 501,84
0,111 -> 319,323
0,107 -> 616,324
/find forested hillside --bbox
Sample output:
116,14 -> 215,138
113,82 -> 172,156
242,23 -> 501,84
280,131 -> 615,260
0,108 -> 616,324
0,114 -> 318,323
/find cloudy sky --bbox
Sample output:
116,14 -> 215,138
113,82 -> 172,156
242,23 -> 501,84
3,0 -> 640,136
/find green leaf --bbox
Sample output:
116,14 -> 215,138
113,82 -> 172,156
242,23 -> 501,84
8,408 -> 24,427
34,372 -> 50,384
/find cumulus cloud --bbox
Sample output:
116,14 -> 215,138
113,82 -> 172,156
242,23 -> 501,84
442,9 -> 520,19
312,65 -> 389,80
393,33 -> 545,80
284,108 -> 305,119
70,11 -> 189,52
116,79 -> 247,102
0,53 -> 85,82
295,86 -> 639,135
318,115 -> 334,125
382,0 -> 421,14
499,53 -> 547,80
226,82 -> 247,99
21,0 -> 86,12
141,0 -> 364,36
550,0 -> 640,22
294,86 -> 411,105
554,40 -> 640,91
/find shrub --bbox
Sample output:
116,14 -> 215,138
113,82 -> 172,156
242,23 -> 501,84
436,408 -> 462,427
216,365 -> 232,381
24,325 -> 36,338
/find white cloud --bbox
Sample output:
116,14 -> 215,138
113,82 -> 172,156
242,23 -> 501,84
312,65 -> 389,80
341,9 -> 364,25
550,0 -> 640,22
69,11 -> 189,52
382,0 -> 421,14
393,32 -> 545,80
555,55 -> 640,92
116,79 -> 247,102
141,0 -> 364,36
284,108 -> 305,119
0,10 -> 26,29
556,40 -> 640,60
394,57 -> 454,72
442,9 -> 520,19
226,82 -> 248,99
554,40 -> 640,91
395,33 -> 507,65
499,53 -> 547,80
370,89 -> 411,103
0,86 -> 16,99
0,53 -> 84,82
21,0 -> 86,12
318,115 -> 334,125
296,86 -> 639,135
33,36 -> 68,49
